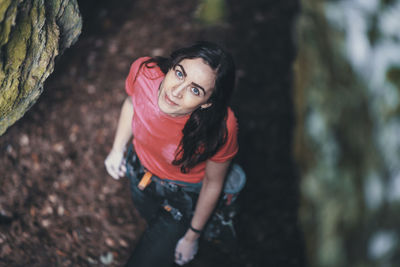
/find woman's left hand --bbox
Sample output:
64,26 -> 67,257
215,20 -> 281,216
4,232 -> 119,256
174,236 -> 198,265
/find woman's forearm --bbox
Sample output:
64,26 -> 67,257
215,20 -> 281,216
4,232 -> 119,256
184,160 -> 231,241
185,179 -> 223,240
112,97 -> 134,153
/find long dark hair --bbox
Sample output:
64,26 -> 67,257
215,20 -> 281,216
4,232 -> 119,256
139,41 -> 236,173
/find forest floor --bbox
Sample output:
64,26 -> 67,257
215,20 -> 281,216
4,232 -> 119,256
0,0 -> 305,266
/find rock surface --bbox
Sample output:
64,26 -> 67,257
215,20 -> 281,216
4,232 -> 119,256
0,0 -> 82,135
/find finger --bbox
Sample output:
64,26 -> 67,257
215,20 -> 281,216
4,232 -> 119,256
106,165 -> 120,180
174,251 -> 180,260
110,172 -> 120,180
180,254 -> 189,264
175,259 -> 184,266
119,167 -> 126,177
175,253 -> 182,265
111,172 -> 120,180
117,169 -> 125,178
118,167 -> 125,175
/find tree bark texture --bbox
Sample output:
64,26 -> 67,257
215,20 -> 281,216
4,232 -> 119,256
0,0 -> 81,135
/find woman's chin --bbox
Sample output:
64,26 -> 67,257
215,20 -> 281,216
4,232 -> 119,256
158,101 -> 175,116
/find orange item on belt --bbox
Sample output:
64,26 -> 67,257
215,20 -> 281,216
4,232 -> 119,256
138,171 -> 153,190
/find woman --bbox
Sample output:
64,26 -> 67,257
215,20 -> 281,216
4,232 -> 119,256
104,41 -> 238,266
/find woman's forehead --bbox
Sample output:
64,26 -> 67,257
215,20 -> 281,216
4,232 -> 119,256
176,58 -> 216,77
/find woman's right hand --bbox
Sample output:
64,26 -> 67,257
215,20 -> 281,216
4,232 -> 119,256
104,149 -> 126,180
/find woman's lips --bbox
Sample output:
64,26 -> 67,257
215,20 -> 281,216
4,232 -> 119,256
165,93 -> 178,106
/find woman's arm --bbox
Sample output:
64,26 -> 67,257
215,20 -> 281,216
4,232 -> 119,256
104,97 -> 134,179
185,159 -> 231,240
111,97 -> 134,152
174,160 -> 230,265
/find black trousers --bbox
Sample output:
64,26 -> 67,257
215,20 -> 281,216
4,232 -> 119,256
125,153 -> 198,267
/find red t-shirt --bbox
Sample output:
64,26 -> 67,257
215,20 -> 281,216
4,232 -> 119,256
125,57 -> 238,183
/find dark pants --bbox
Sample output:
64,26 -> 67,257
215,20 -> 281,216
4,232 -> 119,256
125,162 -> 198,267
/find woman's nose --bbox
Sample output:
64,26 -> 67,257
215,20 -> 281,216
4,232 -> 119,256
171,84 -> 185,98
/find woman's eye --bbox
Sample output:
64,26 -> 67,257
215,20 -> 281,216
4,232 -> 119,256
191,87 -> 200,96
175,70 -> 183,79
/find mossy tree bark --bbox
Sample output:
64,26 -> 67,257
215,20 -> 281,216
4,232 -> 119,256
0,0 -> 81,135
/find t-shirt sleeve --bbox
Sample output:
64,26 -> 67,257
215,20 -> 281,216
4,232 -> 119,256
210,108 -> 239,163
125,57 -> 151,96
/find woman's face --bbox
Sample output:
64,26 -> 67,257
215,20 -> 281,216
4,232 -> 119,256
158,58 -> 216,117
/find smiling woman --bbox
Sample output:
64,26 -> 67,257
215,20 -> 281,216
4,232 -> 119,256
158,58 -> 215,117
104,41 -> 239,267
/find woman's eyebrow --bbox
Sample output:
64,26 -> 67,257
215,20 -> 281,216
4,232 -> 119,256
191,82 -> 206,95
176,64 -> 187,77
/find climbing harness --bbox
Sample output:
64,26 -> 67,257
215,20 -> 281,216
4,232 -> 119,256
125,145 -> 246,242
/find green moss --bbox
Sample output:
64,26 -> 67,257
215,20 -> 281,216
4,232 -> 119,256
0,0 -> 18,46
0,65 -> 5,92
19,0 -> 45,95
46,0 -> 62,18
0,0 -> 12,21
0,77 -> 19,116
195,0 -> 227,25
0,88 -> 41,135
5,17 -> 30,73
0,0 -> 82,135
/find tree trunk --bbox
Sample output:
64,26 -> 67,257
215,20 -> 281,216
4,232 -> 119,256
0,0 -> 82,135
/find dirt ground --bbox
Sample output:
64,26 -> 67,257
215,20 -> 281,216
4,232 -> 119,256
0,0 -> 305,266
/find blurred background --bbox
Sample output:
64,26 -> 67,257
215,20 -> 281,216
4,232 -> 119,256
0,0 -> 399,266
296,0 -> 400,266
